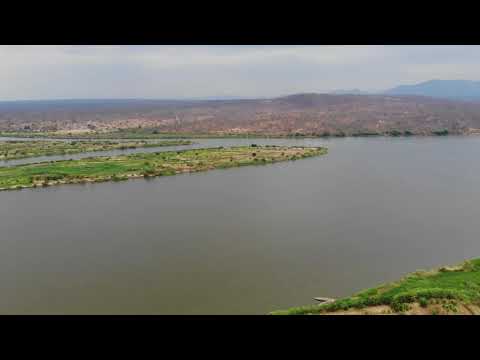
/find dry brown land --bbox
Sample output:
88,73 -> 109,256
2,95 -> 480,136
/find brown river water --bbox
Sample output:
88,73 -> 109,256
1,136 -> 480,314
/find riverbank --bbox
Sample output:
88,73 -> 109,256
271,258 -> 480,315
0,128 -> 459,140
0,139 -> 193,160
0,145 -> 327,191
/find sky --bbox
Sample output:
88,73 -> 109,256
1,45 -> 480,101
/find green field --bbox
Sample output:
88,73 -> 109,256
0,145 -> 327,191
0,139 -> 193,160
271,258 -> 480,315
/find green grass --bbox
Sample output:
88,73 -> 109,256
0,140 -> 193,160
0,145 -> 327,191
270,258 -> 480,315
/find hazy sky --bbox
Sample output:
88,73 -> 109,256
2,45 -> 480,101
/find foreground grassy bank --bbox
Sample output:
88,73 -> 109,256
0,140 -> 193,161
0,145 -> 327,191
271,258 -> 480,315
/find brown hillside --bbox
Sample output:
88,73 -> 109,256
2,94 -> 480,136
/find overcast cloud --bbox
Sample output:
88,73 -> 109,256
2,45 -> 480,100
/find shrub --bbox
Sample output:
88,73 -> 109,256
143,168 -> 156,176
388,129 -> 402,137
391,301 -> 410,313
112,175 -> 127,182
432,129 -> 449,136
46,174 -> 64,181
442,302 -> 458,313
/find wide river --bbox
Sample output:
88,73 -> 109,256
2,136 -> 480,314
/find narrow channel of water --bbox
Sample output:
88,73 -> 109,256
0,138 -> 320,166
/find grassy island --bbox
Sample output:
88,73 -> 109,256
0,140 -> 193,161
0,145 -> 327,191
271,258 -> 480,315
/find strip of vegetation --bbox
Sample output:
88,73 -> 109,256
0,128 -> 458,139
432,129 -> 449,136
0,145 -> 327,191
387,129 -> 414,137
0,140 -> 193,160
0,129 -> 326,139
0,130 -> 271,139
270,258 -> 480,315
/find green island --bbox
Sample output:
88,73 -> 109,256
0,139 -> 193,161
271,257 -> 480,315
0,145 -> 327,191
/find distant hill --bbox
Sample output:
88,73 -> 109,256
185,96 -> 264,101
385,80 -> 480,100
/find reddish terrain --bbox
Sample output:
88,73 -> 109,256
2,94 -> 480,136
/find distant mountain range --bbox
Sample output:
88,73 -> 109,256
4,80 -> 480,104
330,80 -> 480,100
384,80 -> 480,100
